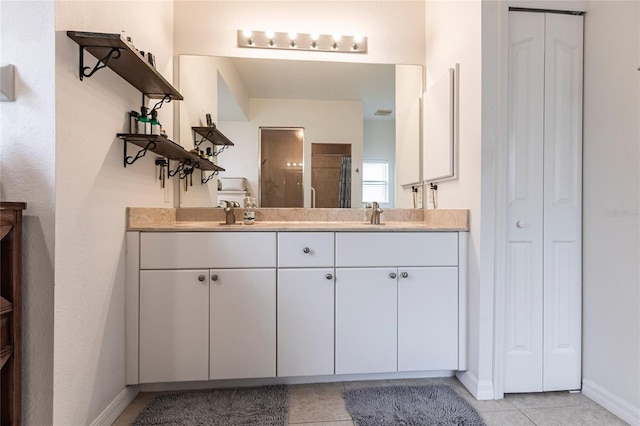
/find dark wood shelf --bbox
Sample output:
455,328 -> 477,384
0,297 -> 12,315
117,134 -> 225,172
67,31 -> 183,100
192,127 -> 235,146
0,346 -> 12,370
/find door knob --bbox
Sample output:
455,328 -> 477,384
516,220 -> 525,228
211,274 -> 219,281
326,273 -> 333,280
198,275 -> 206,282
401,272 -> 409,278
389,272 -> 397,279
303,247 -> 310,254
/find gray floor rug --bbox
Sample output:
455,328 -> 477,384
343,384 -> 486,426
131,385 -> 289,426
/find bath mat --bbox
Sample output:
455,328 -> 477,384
343,384 -> 485,426
131,384 -> 289,426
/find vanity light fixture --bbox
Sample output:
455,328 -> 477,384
237,30 -> 367,54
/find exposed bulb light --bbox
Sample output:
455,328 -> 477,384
331,33 -> 341,50
237,30 -> 367,53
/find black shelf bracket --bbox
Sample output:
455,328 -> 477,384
150,94 -> 173,113
79,45 -> 121,81
213,144 -> 229,157
124,140 -> 157,167
201,169 -> 219,185
168,159 -> 200,179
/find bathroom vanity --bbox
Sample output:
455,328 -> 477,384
125,208 -> 469,387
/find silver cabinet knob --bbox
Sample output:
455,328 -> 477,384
198,275 -> 206,282
211,274 -> 219,281
389,272 -> 397,279
401,272 -> 409,278
326,273 -> 333,280
516,220 -> 525,228
303,247 -> 311,254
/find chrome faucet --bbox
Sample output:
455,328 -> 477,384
370,201 -> 384,224
223,200 -> 236,225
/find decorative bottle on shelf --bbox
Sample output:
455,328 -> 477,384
243,197 -> 255,225
150,110 -> 161,135
206,147 -> 213,162
137,106 -> 150,134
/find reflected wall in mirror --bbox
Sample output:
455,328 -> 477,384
176,55 -> 423,208
260,128 -> 304,207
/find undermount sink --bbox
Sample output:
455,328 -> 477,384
218,222 -> 242,226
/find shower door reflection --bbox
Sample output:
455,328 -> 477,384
259,128 -> 304,207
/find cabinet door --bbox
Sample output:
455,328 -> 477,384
210,269 -> 276,379
139,270 -> 210,383
335,268 -> 397,374
398,267 -> 458,371
277,268 -> 335,377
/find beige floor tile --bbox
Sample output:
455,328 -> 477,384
481,410 -> 536,426
112,392 -> 158,426
505,391 -> 598,410
288,382 -> 352,423
288,421 -> 354,426
522,406 -> 628,426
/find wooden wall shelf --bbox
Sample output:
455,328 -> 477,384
192,127 -> 235,147
67,31 -> 183,100
117,134 -> 225,172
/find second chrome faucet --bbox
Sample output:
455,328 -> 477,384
370,201 -> 384,224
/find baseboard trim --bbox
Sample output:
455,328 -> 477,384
582,379 -> 640,426
456,371 -> 494,400
90,386 -> 139,426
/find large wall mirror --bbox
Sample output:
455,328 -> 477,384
176,55 -> 423,208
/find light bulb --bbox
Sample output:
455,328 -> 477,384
311,32 -> 320,41
332,33 -> 342,42
243,28 -> 252,38
354,34 -> 363,43
265,29 -> 275,39
288,31 -> 297,40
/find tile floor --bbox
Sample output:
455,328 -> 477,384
113,377 -> 628,426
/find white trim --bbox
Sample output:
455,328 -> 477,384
126,231 -> 140,385
506,0 -> 589,12
458,232 -> 468,371
456,371 -> 494,400
90,386 -> 139,426
582,380 -> 640,426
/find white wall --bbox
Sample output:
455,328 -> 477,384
219,98 -> 364,207
0,2 -> 55,424
174,0 -> 425,65
424,0 -> 486,396
364,120 -> 396,207
54,1 -> 175,424
582,1 -> 640,421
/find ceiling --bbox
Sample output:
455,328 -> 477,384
218,57 -> 395,121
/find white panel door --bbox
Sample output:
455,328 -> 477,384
505,11 -> 583,393
139,270 -> 210,383
210,269 -> 276,380
398,267 -> 459,371
542,12 -> 583,392
505,11 -> 545,393
335,268 -> 398,374
277,268 -> 335,377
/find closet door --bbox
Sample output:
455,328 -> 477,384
542,12 -> 583,392
504,11 -> 545,393
504,11 -> 583,393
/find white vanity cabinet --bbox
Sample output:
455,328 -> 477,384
210,269 -> 276,380
139,269 -> 210,383
335,232 -> 465,375
277,232 -> 335,377
129,231 -> 277,384
127,228 -> 468,385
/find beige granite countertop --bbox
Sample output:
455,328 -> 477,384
127,208 -> 469,232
